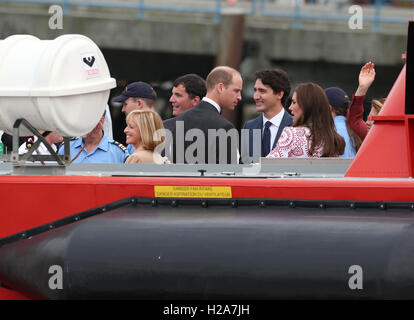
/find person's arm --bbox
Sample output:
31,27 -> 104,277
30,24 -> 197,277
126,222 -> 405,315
348,95 -> 368,140
347,62 -> 376,141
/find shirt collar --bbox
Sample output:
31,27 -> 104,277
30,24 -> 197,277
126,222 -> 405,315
96,131 -> 110,151
334,115 -> 347,122
76,131 -> 109,151
202,97 -> 221,114
73,137 -> 83,149
263,108 -> 285,128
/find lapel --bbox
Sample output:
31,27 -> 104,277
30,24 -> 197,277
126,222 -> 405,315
248,116 -> 263,156
255,115 -> 263,130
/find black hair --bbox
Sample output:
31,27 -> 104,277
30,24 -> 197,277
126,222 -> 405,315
255,69 -> 291,107
173,74 -> 206,100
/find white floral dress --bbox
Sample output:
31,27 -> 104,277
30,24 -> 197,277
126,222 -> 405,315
266,126 -> 323,158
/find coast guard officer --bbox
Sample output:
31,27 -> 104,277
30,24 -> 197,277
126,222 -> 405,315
58,111 -> 129,163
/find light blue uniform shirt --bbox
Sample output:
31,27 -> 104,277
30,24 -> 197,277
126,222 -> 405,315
58,132 -> 129,163
127,144 -> 136,155
334,115 -> 356,158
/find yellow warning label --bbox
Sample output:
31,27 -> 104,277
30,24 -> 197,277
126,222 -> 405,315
154,185 -> 232,198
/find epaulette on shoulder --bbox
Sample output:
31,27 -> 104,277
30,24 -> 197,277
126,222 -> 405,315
112,140 -> 127,152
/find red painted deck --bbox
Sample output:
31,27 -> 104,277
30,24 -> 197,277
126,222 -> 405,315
1,175 -> 414,239
1,175 -> 414,299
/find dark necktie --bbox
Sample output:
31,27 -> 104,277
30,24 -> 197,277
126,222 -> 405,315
262,121 -> 272,157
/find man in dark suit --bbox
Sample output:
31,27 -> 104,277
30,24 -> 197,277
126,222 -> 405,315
165,66 -> 242,164
163,74 -> 206,149
242,69 -> 292,163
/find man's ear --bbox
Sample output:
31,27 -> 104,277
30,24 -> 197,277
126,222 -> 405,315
191,96 -> 201,107
217,82 -> 224,94
276,91 -> 284,101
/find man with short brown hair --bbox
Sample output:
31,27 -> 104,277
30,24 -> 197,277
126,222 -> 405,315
168,74 -> 206,117
166,66 -> 242,164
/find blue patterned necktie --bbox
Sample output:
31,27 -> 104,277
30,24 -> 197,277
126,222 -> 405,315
262,121 -> 272,157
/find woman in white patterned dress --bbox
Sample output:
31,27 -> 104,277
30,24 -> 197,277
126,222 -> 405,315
267,82 -> 345,158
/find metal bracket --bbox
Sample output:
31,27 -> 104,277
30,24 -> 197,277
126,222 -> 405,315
4,118 -> 73,175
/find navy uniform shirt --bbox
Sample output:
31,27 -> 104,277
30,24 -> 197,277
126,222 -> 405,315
58,132 -> 129,163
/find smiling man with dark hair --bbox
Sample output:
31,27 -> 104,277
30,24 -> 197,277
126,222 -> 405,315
242,69 -> 293,162
168,74 -> 206,117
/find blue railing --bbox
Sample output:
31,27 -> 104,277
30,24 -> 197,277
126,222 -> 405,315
259,0 -> 412,31
0,0 -> 411,29
0,0 -> 224,21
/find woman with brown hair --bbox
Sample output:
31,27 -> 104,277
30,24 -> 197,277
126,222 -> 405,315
124,109 -> 169,164
267,82 -> 345,158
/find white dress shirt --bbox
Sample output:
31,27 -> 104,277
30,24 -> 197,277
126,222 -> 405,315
202,97 -> 221,114
202,97 -> 240,162
262,108 -> 285,149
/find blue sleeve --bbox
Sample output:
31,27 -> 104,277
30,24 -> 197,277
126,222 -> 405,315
110,145 -> 129,163
57,144 -> 64,155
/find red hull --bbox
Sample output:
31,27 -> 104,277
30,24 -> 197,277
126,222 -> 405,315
2,175 -> 414,239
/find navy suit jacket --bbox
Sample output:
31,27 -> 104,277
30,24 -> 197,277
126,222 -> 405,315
241,110 -> 293,162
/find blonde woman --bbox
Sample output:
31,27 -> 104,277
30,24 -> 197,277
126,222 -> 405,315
366,98 -> 386,131
124,110 -> 169,164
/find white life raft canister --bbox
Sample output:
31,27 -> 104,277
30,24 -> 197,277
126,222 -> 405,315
0,34 -> 116,136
